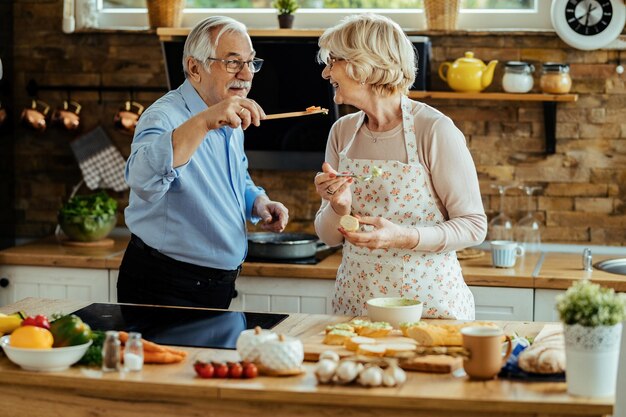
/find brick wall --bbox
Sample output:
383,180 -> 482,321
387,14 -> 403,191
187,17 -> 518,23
6,2 -> 626,245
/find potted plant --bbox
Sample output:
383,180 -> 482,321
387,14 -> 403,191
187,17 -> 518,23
556,280 -> 626,397
273,0 -> 299,29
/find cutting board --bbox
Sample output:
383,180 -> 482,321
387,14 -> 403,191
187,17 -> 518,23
302,330 -> 462,373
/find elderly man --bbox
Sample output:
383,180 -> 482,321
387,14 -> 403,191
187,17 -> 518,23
118,16 -> 289,309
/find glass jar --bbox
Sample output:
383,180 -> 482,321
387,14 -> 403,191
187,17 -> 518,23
102,331 -> 121,372
502,61 -> 534,93
123,332 -> 144,372
540,63 -> 572,94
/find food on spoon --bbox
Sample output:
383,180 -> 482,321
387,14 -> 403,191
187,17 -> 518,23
371,165 -> 384,178
306,105 -> 322,112
340,214 -> 360,232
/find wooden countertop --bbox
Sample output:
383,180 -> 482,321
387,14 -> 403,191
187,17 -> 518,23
0,298 -> 613,417
1,238 -> 626,290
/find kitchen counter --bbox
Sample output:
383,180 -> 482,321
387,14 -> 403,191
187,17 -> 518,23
1,236 -> 625,290
0,297 -> 614,417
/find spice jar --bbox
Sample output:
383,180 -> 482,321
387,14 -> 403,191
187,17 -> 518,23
502,61 -> 534,93
102,330 -> 121,372
123,332 -> 144,372
540,63 -> 572,94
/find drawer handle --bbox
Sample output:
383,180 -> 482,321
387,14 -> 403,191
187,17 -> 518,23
0,278 -> 9,288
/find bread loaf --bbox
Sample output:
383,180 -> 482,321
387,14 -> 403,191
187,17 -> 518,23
406,321 -> 499,347
518,327 -> 566,374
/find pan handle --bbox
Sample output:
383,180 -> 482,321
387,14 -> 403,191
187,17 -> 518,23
316,241 -> 331,253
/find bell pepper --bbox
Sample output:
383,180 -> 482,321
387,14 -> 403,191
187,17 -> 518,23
21,314 -> 51,330
50,314 -> 92,347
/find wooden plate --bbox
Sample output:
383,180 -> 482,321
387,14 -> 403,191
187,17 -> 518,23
456,248 -> 484,260
61,238 -> 115,248
257,364 -> 306,377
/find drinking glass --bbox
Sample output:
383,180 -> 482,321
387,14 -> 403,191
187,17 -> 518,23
488,183 -> 516,241
515,185 -> 543,253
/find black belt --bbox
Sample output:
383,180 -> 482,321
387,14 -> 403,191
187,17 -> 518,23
129,234 -> 240,276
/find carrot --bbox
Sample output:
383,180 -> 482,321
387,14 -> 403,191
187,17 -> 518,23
120,347 -> 185,364
119,331 -> 167,353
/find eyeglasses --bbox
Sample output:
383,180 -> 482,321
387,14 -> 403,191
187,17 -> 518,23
326,57 -> 345,70
204,57 -> 264,74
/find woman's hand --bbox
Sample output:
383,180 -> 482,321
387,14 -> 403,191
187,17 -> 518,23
340,216 -> 418,250
314,162 -> 352,216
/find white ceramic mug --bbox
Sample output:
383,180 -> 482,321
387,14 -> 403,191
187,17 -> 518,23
490,240 -> 525,268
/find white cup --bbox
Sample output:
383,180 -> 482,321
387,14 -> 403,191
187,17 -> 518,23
490,240 -> 525,268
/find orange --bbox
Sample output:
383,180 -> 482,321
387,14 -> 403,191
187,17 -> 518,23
10,325 -> 54,349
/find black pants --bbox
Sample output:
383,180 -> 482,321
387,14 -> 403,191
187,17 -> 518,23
117,234 -> 240,309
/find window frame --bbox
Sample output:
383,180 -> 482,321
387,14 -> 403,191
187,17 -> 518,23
95,1 -> 553,31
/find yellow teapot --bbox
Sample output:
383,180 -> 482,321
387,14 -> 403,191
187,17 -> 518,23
438,52 -> 498,93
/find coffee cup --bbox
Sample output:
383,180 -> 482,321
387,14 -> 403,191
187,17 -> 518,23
52,100 -> 82,131
21,99 -> 50,132
490,240 -> 525,268
461,326 -> 512,380
114,100 -> 144,135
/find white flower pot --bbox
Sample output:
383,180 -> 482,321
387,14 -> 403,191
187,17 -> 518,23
564,323 -> 623,397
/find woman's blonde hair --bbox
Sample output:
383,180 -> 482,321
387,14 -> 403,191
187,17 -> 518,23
317,14 -> 417,96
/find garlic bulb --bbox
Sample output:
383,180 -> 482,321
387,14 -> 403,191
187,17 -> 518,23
314,359 -> 338,383
357,366 -> 384,387
319,350 -> 340,363
383,365 -> 407,386
335,360 -> 362,384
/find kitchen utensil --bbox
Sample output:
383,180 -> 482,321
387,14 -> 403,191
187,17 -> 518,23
366,297 -> 423,328
438,51 -> 498,93
247,232 -> 329,260
264,107 -> 328,120
21,99 -> 50,132
52,100 -> 82,131
0,335 -> 92,372
113,100 -> 144,135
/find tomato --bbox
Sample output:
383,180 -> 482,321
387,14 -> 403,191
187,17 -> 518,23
213,362 -> 229,378
21,315 -> 51,330
49,314 -> 92,347
243,362 -> 258,379
194,361 -> 214,379
228,362 -> 243,378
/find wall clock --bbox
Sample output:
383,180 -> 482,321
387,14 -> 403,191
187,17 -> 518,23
551,0 -> 626,50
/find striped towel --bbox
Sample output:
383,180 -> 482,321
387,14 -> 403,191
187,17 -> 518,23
70,126 -> 128,192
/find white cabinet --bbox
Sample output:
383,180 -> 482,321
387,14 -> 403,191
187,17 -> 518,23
469,286 -> 534,321
231,276 -> 335,314
534,289 -> 566,322
0,266 -> 110,307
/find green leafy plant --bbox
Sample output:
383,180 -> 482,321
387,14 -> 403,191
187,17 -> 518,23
58,191 -> 118,241
273,0 -> 299,15
556,280 -> 626,327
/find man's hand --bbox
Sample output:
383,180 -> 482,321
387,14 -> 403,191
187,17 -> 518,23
203,97 -> 266,131
253,195 -> 289,232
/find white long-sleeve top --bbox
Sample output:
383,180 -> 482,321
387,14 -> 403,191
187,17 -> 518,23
314,101 -> 487,253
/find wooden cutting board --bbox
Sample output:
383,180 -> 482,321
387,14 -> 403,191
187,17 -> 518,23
302,330 -> 462,373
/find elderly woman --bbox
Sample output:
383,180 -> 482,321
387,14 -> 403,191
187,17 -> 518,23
314,14 -> 487,319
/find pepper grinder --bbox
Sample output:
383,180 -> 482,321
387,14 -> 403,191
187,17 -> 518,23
102,331 -> 121,372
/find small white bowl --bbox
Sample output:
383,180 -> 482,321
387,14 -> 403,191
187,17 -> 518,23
366,297 -> 423,328
0,335 -> 92,372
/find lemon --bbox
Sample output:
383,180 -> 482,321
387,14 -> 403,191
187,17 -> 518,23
10,325 -> 54,349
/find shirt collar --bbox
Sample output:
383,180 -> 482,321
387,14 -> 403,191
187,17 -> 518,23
181,79 -> 208,115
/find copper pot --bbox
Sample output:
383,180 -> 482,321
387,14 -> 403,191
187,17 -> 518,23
21,99 -> 50,132
52,100 -> 82,131
114,101 -> 144,135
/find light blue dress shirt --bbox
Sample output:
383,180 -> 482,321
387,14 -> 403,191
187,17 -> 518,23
124,80 -> 265,270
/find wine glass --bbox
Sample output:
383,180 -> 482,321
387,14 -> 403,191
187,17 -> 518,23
488,183 -> 516,241
515,185 -> 543,253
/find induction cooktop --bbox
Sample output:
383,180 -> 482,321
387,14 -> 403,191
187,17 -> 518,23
71,303 -> 288,350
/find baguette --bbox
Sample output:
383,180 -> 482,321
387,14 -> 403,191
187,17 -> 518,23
356,344 -> 386,357
518,328 -> 566,374
405,322 -> 499,347
344,336 -> 376,352
323,329 -> 357,345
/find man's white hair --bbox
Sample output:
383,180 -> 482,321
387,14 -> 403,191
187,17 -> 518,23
182,16 -> 248,78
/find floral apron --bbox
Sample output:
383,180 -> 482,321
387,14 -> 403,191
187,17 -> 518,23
332,95 -> 475,320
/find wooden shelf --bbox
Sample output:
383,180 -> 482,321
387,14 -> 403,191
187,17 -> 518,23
408,91 -> 579,154
408,91 -> 578,102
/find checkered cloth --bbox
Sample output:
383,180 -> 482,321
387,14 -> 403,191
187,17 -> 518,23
70,126 -> 128,192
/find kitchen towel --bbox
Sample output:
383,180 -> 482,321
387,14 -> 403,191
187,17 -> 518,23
70,126 -> 128,192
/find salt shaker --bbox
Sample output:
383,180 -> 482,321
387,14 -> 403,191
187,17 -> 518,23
102,331 -> 121,372
124,332 -> 144,372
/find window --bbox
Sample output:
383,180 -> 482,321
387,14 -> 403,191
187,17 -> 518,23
96,0 -> 551,30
